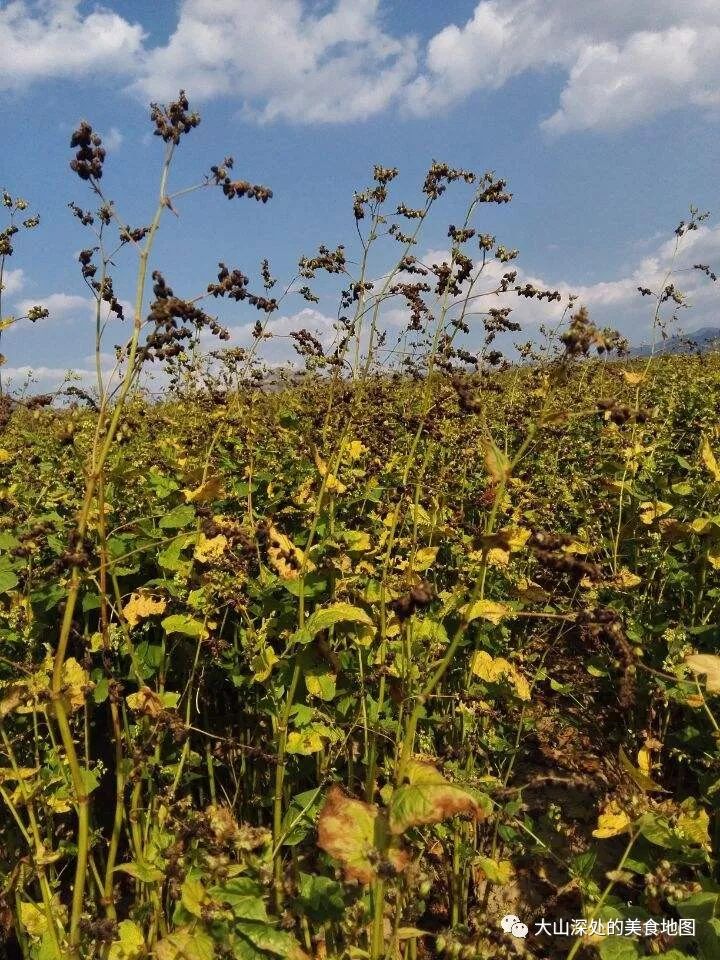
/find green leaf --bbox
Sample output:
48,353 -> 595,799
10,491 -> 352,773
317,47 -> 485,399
147,469 -> 180,500
181,877 -> 209,918
389,762 -> 489,835
134,641 -> 164,679
598,938 -> 641,960
115,860 -> 165,883
38,931 -> 64,960
636,812 -> 679,848
159,505 -> 196,529
0,532 -> 20,551
675,893 -> 720,960
161,614 -> 205,637
303,660 -> 337,701
293,602 -> 373,644
296,873 -> 344,922
92,674 -> 109,705
158,534 -> 194,572
281,789 -> 322,846
0,569 -> 19,594
234,921 -> 299,957
671,482 -> 693,496
209,878 -> 267,922
279,572 -> 328,598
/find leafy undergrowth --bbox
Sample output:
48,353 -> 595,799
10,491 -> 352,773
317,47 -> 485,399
1,355 -> 719,960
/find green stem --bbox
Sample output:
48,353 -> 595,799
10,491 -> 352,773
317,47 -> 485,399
565,830 -> 640,960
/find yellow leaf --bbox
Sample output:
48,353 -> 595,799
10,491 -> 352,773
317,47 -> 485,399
318,785 -> 409,884
501,526 -> 531,551
676,803 -> 710,847
621,370 -> 646,386
122,593 -> 167,629
286,729 -> 324,755
700,435 -> 720,481
462,599 -> 510,625
691,517 -> 715,535
562,540 -> 590,555
487,547 -> 510,567
593,803 -> 631,838
685,653 -> 720,693
474,856 -> 515,885
324,472 -> 347,494
471,651 -> 513,683
109,920 -> 146,960
708,544 -> 720,570
413,546 -> 438,571
346,440 -> 367,461
61,658 -> 92,713
615,569 -> 642,589
293,476 -> 314,505
184,475 -> 223,503
193,533 -> 228,564
470,651 -> 530,701
313,447 -> 347,494
639,500 -> 672,524
684,693 -> 705,709
482,438 -> 510,483
20,902 -> 48,938
511,671 -> 531,702
344,530 -> 372,552
267,525 -> 314,580
0,449 -> 12,464
637,748 -> 652,775
0,766 -> 39,783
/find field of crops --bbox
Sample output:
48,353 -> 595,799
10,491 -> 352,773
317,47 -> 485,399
1,93 -> 719,960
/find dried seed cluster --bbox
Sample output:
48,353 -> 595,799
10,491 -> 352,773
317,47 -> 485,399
207,263 -> 277,313
150,90 -> 200,144
69,122 -> 105,181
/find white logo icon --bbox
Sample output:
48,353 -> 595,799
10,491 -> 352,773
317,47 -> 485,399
500,915 -> 529,939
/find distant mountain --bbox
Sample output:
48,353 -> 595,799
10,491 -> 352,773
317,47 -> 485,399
630,326 -> 720,357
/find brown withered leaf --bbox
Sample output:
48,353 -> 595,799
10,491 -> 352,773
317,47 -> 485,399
125,686 -> 164,718
317,785 -> 408,884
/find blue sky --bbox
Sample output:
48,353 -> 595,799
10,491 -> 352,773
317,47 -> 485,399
1,0 -> 719,390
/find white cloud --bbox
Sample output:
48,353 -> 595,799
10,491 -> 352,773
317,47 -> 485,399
392,223 -> 720,345
15,292 -> 92,322
102,126 -> 123,152
0,0 -> 145,90
405,1 -> 720,133
1,267 -> 25,296
3,1 -> 719,133
132,0 -> 417,123
12,291 -> 133,327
